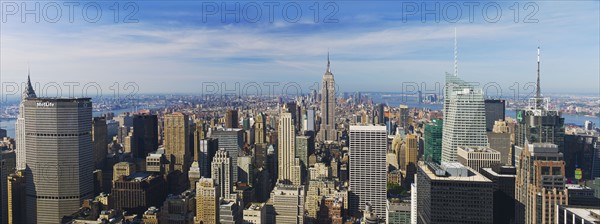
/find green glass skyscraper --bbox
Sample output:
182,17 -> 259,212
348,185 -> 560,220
424,119 -> 443,163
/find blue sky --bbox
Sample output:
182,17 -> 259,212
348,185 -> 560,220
1,1 -> 598,97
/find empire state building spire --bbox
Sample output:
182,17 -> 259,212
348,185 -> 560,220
327,51 -> 331,73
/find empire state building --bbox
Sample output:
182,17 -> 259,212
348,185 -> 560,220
319,54 -> 336,142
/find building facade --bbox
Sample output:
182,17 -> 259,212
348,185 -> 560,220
441,74 -> 488,163
319,54 -> 336,142
349,125 -> 387,217
24,97 -> 95,223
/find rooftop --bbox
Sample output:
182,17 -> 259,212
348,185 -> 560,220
421,162 -> 491,182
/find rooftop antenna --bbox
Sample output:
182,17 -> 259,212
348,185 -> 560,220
454,27 -> 458,77
536,45 -> 541,99
327,49 -> 331,73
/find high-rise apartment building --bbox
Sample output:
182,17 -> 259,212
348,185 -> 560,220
23,96 -> 95,223
349,125 -> 387,217
319,54 -> 336,142
441,74 -> 488,163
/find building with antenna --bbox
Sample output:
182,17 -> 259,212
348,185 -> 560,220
319,52 -> 337,142
441,29 -> 488,163
514,47 -> 565,151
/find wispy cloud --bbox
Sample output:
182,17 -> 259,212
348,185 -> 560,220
1,1 -> 598,94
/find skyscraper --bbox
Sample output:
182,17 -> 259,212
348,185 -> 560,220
132,114 -> 159,158
416,162 -> 493,224
195,178 -> 220,224
15,73 -> 36,170
319,53 -> 336,142
278,107 -> 302,185
254,113 -> 266,145
404,134 -> 418,181
349,125 -> 386,217
24,97 -> 94,223
225,109 -> 239,129
211,129 -> 243,183
514,47 -> 565,151
164,112 -> 190,173
212,149 -> 233,200
423,119 -> 443,163
484,99 -> 506,132
441,73 -> 488,163
92,117 -> 108,169
515,143 -> 567,224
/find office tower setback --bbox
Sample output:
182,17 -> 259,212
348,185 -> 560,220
196,178 -> 220,224
514,47 -> 565,151
349,125 -> 386,217
515,143 -> 567,224
457,146 -> 501,172
484,99 -> 506,132
320,54 -> 336,142
211,129 -> 243,183
24,97 -> 94,224
278,109 -> 302,185
16,74 -> 36,170
164,112 -> 191,173
212,149 -> 233,200
416,162 -> 493,224
271,184 -> 305,224
1,148 -> 16,224
423,119 -> 443,163
92,117 -> 108,169
441,73 -> 488,163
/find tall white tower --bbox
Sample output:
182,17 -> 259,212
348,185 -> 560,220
349,125 -> 387,217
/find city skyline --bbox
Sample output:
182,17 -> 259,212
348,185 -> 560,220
0,1 -> 598,94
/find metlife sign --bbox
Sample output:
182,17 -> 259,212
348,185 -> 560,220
36,102 -> 55,107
